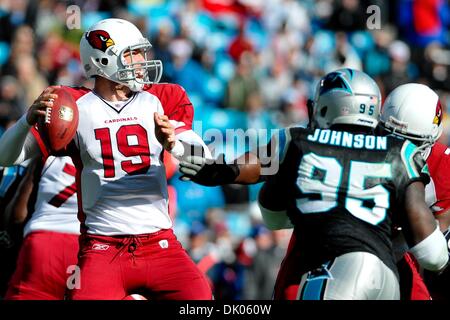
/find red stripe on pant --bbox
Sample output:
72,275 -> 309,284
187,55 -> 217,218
398,252 -> 432,300
70,229 -> 212,300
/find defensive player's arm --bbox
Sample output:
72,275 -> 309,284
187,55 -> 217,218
258,182 -> 293,230
4,158 -> 40,225
179,128 -> 289,186
257,156 -> 293,230
403,181 -> 449,272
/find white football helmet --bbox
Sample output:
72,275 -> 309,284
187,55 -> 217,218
313,68 -> 382,129
79,18 -> 163,92
379,83 -> 443,147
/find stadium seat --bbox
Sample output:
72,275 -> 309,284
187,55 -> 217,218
245,18 -> 269,51
204,76 -> 225,104
200,109 -> 246,133
224,210 -> 253,238
350,31 -> 375,58
214,54 -> 235,81
171,173 -> 225,225
0,42 -> 10,66
311,30 -> 335,56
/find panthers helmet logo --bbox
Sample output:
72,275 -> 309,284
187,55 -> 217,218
86,30 -> 115,52
319,71 -> 352,96
434,100 -> 443,125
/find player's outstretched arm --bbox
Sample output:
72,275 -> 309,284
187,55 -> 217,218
179,151 -> 262,186
258,181 -> 293,230
404,181 -> 449,272
0,88 -> 57,166
179,128 -> 288,186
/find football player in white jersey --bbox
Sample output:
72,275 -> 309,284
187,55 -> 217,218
379,83 -> 450,300
5,156 -> 80,299
0,18 -> 212,300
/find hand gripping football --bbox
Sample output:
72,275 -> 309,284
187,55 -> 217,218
37,87 -> 79,153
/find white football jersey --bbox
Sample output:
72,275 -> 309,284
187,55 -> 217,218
32,84 -> 195,236
24,156 -> 79,237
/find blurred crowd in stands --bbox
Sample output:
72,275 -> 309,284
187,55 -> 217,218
0,0 -> 449,299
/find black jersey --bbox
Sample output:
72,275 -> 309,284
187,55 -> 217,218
262,127 -> 429,277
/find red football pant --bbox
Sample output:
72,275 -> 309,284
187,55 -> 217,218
69,229 -> 212,300
5,231 -> 79,300
397,252 -> 431,300
273,231 -> 301,300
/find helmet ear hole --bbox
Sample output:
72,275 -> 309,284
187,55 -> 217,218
101,58 -> 108,66
320,106 -> 328,117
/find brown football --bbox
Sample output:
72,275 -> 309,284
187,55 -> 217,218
37,87 -> 79,153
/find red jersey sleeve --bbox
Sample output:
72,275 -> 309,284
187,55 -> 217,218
64,86 -> 91,101
31,125 -> 50,159
145,83 -> 193,134
427,142 -> 450,215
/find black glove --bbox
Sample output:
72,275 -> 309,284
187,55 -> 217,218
179,154 -> 240,186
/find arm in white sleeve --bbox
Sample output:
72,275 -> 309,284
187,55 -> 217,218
0,114 -> 41,166
172,129 -> 212,160
258,202 -> 294,230
409,225 -> 449,272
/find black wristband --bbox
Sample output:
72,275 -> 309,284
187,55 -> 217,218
192,161 -> 240,186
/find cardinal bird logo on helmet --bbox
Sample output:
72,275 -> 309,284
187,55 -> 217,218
434,100 -> 443,125
86,30 -> 115,52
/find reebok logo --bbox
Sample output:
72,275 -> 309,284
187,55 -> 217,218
92,243 -> 110,250
159,240 -> 169,249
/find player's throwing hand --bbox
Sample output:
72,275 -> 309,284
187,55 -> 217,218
26,86 -> 61,125
154,113 -> 176,151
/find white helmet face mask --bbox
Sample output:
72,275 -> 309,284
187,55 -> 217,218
313,68 -> 382,129
379,83 -> 443,149
80,18 -> 163,92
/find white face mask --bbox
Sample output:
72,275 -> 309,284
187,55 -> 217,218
117,44 -> 163,92
421,145 -> 432,160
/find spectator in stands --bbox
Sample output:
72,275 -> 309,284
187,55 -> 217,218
223,51 -> 259,110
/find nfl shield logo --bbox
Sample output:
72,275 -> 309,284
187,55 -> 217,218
159,239 -> 169,249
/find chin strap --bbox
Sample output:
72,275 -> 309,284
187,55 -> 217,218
419,144 -> 432,160
306,99 -> 316,129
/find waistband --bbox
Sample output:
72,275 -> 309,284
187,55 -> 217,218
80,229 -> 172,244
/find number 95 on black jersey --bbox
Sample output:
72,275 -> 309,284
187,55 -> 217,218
262,127 -> 429,276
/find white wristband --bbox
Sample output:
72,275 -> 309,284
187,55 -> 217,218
169,139 -> 185,159
258,203 -> 293,230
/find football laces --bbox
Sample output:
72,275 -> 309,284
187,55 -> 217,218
45,107 -> 52,124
